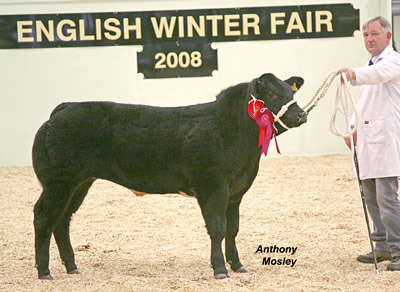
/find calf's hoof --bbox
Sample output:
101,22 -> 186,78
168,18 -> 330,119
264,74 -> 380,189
68,269 -> 80,275
39,274 -> 54,280
233,266 -> 248,273
214,273 -> 229,279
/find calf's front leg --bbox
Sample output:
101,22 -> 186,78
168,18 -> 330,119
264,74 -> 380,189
196,185 -> 229,279
225,198 -> 247,273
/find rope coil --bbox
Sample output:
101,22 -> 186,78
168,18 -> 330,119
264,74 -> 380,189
329,73 -> 359,138
303,70 -> 358,138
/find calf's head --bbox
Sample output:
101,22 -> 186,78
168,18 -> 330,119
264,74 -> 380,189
252,73 -> 307,134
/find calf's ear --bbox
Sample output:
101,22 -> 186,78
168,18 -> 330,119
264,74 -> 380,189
284,76 -> 304,93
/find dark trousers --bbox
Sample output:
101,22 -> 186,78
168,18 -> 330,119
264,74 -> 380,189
362,177 -> 400,258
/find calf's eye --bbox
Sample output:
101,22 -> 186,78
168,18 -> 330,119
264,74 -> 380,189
266,92 -> 275,99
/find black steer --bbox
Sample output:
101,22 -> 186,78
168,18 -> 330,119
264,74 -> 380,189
33,73 -> 307,280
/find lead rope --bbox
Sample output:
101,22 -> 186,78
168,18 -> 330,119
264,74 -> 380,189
302,70 -> 338,114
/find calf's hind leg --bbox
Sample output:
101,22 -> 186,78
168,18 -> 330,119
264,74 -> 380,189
34,185 -> 73,279
53,179 -> 95,275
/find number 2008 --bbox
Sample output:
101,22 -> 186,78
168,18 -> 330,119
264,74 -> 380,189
154,51 -> 202,69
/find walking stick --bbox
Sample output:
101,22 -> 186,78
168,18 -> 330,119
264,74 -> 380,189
351,134 -> 383,274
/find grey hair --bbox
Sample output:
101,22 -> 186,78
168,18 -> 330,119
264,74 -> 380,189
363,16 -> 392,34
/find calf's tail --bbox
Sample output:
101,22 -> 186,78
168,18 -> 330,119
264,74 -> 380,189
33,102 -> 74,184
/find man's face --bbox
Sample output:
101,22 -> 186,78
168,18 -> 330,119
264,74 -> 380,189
363,21 -> 391,56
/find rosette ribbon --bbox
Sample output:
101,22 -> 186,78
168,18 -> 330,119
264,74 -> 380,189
248,97 -> 281,156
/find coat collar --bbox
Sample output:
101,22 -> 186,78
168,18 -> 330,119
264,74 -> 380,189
372,45 -> 393,63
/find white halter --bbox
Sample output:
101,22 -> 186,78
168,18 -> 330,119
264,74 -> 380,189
250,94 -> 298,130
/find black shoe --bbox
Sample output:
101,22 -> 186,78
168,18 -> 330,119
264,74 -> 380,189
357,250 -> 392,263
387,257 -> 400,271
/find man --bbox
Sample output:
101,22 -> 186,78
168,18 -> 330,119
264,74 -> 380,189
339,16 -> 400,271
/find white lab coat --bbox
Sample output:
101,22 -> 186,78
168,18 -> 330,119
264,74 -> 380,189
352,45 -> 400,179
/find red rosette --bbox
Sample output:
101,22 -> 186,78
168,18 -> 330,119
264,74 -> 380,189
254,108 -> 281,156
248,100 -> 265,119
248,98 -> 280,156
255,108 -> 274,128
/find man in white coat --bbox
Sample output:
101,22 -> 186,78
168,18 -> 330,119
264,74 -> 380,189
339,16 -> 400,271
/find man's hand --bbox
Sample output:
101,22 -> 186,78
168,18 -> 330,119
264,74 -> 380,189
338,68 -> 356,82
344,130 -> 357,149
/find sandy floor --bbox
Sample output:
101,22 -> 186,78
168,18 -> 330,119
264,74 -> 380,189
1,154 -> 400,291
